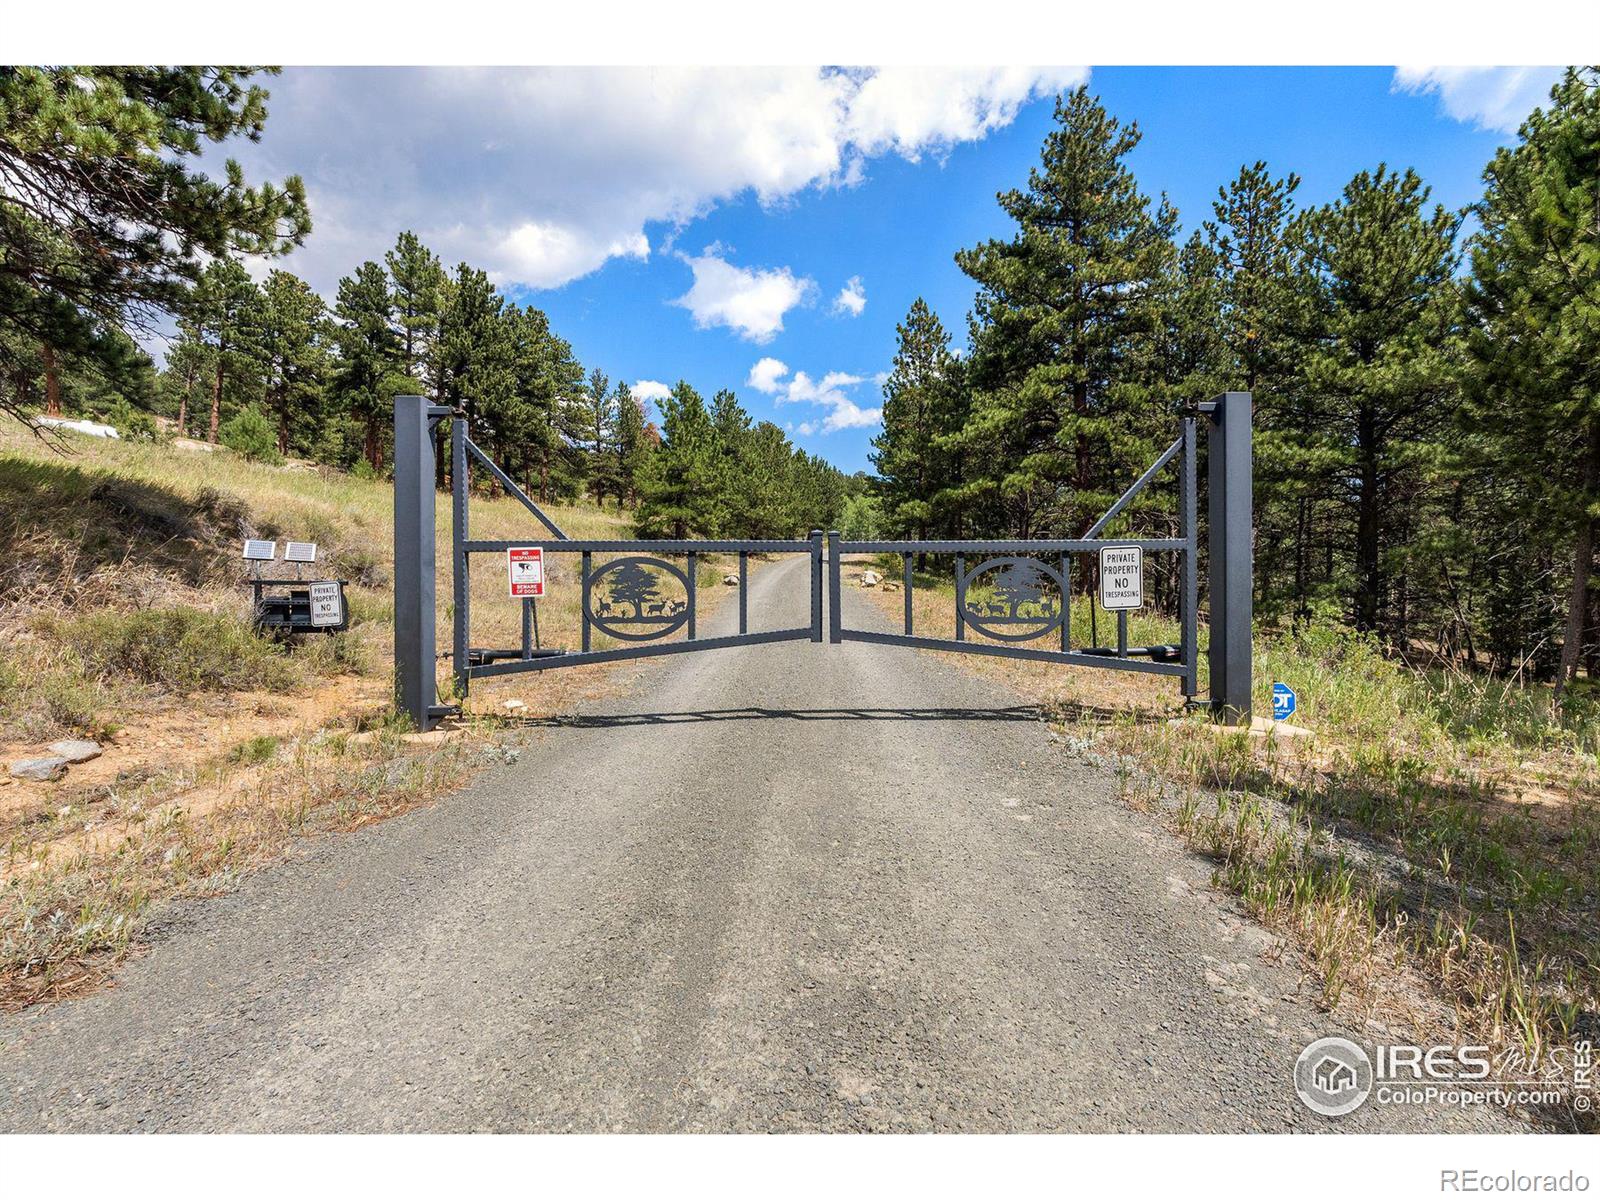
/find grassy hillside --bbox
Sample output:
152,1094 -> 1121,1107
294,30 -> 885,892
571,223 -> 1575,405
0,420 -> 647,1007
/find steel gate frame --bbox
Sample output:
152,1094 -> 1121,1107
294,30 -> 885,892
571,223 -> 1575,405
827,415 -> 1202,694
392,392 -> 1252,731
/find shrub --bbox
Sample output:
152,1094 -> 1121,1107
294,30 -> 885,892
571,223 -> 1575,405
219,407 -> 282,464
43,607 -> 300,694
107,399 -> 158,443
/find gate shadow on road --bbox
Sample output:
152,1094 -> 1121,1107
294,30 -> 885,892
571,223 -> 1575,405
505,705 -> 1047,728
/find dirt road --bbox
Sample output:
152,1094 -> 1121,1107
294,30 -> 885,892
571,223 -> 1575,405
0,556 -> 1518,1131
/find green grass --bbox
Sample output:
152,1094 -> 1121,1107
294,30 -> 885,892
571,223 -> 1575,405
0,418 -> 639,739
39,606 -> 303,694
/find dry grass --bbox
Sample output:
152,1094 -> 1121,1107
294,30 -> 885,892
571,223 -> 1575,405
855,560 -> 1600,1127
0,419 -> 708,1010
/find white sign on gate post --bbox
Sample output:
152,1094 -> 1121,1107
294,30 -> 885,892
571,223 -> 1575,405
308,580 -> 344,627
1099,545 -> 1143,611
507,546 -> 545,599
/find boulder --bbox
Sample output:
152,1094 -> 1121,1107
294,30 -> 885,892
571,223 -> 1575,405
860,570 -> 881,588
48,739 -> 102,764
9,756 -> 69,783
883,581 -> 901,592
723,574 -> 740,586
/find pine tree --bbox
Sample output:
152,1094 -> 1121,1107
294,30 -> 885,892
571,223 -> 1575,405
256,269 -> 328,456
871,298 -> 963,543
1292,165 -> 1462,638
163,314 -> 211,439
385,231 -> 444,389
635,382 -> 723,538
191,258 -> 263,444
1465,68 -> 1600,705
331,260 -> 404,471
955,87 -> 1177,537
583,368 -> 621,507
497,299 -> 585,502
0,67 -> 309,423
614,381 -> 652,506
1198,163 -> 1317,617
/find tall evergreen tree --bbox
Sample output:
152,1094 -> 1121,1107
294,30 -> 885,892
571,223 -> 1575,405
871,298 -> 963,543
255,269 -> 328,456
330,260 -> 403,471
955,87 -> 1177,537
614,381 -> 651,506
385,231 -> 444,389
1200,163 -> 1316,616
190,257 -> 262,444
582,368 -> 621,507
0,67 -> 309,423
163,314 -> 211,438
1293,166 -> 1462,637
635,382 -> 723,538
1466,68 -> 1600,705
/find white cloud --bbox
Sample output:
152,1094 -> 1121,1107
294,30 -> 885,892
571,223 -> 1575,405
832,276 -> 866,317
844,66 -> 1082,160
747,358 -> 881,434
214,66 -> 1086,296
630,379 -> 672,409
746,357 -> 790,393
673,251 -> 814,342
1393,67 -> 1563,135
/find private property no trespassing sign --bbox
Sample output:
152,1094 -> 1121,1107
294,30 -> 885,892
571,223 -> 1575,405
1098,545 -> 1143,611
507,546 -> 545,599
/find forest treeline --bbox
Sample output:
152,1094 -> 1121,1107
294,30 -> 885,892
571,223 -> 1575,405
870,73 -> 1600,700
0,68 -> 861,542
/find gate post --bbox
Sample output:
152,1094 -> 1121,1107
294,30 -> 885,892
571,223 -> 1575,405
810,529 -> 825,642
1204,391 -> 1253,725
393,395 -> 436,730
827,530 -> 842,643
451,414 -> 470,701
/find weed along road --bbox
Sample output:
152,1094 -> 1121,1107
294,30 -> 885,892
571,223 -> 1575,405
0,557 -> 1516,1134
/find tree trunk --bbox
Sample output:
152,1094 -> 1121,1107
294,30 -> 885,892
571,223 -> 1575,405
364,417 -> 382,472
1293,497 -> 1308,625
275,387 -> 289,455
41,343 -> 61,416
176,359 -> 195,437
1554,421 -> 1600,713
208,353 -> 224,443
1354,405 -> 1382,633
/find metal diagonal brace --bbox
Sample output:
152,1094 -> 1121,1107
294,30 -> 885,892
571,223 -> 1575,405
464,437 -> 570,540
1083,435 -> 1184,538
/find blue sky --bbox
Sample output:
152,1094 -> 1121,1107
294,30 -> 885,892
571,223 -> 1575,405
226,66 -> 1563,473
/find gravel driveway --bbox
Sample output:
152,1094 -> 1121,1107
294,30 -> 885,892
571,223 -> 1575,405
0,555 -> 1521,1132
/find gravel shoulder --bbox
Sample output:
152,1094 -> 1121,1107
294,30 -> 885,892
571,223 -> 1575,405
0,556 -> 1523,1132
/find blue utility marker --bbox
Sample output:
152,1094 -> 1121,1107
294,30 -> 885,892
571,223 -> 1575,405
1271,682 -> 1297,722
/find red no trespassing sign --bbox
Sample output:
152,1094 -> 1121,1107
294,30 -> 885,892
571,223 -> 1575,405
507,546 -> 545,599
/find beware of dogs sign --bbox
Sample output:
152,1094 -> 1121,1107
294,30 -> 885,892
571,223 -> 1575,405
507,546 -> 545,598
1098,545 -> 1143,611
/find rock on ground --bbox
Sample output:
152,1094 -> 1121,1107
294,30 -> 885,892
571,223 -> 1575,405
8,757 -> 69,783
48,740 -> 102,764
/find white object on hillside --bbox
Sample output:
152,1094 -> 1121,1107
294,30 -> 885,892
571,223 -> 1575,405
35,416 -> 119,439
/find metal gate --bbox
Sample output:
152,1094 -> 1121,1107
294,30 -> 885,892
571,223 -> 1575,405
392,392 -> 1252,731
